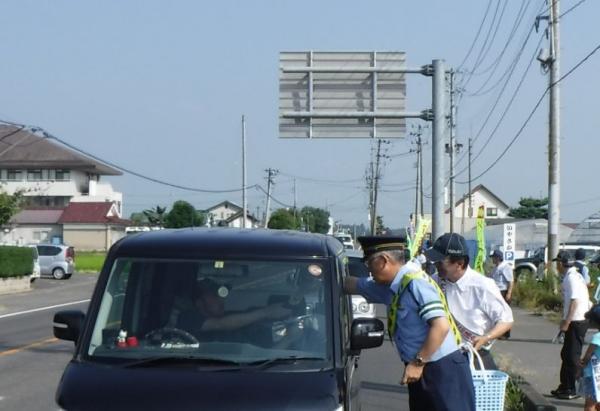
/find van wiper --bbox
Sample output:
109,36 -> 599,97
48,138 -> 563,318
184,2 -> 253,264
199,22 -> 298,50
121,356 -> 243,369
247,356 -> 327,370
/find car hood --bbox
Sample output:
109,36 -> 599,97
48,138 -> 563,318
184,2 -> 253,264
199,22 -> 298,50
56,361 -> 342,411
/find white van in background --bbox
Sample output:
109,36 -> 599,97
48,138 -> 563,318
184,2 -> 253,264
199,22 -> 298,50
333,233 -> 354,250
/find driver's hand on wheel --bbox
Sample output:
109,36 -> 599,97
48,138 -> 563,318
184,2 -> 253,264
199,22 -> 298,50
264,303 -> 292,320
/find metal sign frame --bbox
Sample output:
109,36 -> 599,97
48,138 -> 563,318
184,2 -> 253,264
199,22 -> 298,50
279,51 -> 431,139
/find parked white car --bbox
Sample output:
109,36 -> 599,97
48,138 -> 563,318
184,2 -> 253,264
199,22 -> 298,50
345,250 -> 376,319
29,245 -> 41,283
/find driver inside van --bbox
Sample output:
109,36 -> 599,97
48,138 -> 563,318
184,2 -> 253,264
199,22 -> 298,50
176,279 -> 292,338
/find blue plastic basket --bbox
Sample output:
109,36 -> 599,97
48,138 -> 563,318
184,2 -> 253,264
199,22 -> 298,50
466,345 -> 509,411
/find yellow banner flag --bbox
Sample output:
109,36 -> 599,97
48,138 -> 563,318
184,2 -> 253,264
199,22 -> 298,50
474,206 -> 486,274
410,217 -> 431,258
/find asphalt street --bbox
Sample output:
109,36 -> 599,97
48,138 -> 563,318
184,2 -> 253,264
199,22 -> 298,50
0,274 -> 95,411
0,277 -> 409,411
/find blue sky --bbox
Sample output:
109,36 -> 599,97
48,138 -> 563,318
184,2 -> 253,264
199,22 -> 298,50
0,0 -> 598,228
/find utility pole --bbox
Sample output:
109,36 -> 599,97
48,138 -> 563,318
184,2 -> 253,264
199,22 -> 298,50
411,126 -> 424,224
431,59 -> 446,240
241,115 -> 247,229
293,178 -> 297,220
448,69 -> 456,233
371,139 -> 385,235
468,137 -> 473,218
547,0 -> 561,273
264,168 -> 278,228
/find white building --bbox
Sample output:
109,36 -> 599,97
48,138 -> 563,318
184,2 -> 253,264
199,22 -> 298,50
446,184 -> 511,233
0,125 -> 123,215
204,201 -> 260,228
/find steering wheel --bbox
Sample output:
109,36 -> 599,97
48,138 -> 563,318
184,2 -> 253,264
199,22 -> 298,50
144,327 -> 200,346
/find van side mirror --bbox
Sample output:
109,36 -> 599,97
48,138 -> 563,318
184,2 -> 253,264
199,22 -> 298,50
53,310 -> 85,343
350,318 -> 384,351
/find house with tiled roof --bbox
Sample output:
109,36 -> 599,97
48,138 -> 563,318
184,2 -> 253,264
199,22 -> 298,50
59,202 -> 129,251
1,202 -> 130,251
0,125 -> 123,214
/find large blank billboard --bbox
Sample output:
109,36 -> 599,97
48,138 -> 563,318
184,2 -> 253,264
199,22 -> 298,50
279,51 -> 407,138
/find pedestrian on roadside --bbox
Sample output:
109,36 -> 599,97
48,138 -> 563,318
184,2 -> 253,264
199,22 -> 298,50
344,236 -> 475,411
578,305 -> 600,411
426,233 -> 513,370
488,250 -> 514,339
551,251 -> 590,400
574,248 -> 591,286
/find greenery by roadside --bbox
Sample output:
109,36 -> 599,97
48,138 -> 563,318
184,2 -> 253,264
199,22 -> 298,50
0,245 -> 33,278
513,266 -> 600,314
505,375 -> 525,411
76,252 -> 106,273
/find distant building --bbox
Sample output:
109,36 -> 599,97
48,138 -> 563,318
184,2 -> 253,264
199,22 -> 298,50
446,184 -> 511,233
0,125 -> 123,215
204,201 -> 260,228
1,202 -> 129,251
568,210 -> 600,244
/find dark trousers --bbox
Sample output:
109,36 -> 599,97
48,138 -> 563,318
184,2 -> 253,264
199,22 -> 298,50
407,350 -> 475,411
500,290 -> 511,338
559,320 -> 588,391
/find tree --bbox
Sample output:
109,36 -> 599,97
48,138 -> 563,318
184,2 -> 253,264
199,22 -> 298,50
164,201 -> 206,228
143,205 -> 168,226
300,207 -> 330,234
375,215 -> 388,235
509,197 -> 548,219
268,208 -> 300,230
129,212 -> 149,225
0,189 -> 24,226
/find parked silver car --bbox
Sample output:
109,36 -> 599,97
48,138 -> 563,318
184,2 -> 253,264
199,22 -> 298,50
345,250 -> 376,319
35,244 -> 75,279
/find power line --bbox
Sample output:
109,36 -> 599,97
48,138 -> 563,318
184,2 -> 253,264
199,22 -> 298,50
464,0 -> 510,82
560,0 -> 587,18
469,0 -> 529,79
459,32 -> 545,175
457,0 -> 495,71
453,30 -> 543,173
457,42 -> 600,184
278,171 -> 363,184
0,119 -> 255,194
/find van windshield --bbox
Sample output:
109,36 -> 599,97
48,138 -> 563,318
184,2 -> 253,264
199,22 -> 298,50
86,258 -> 332,367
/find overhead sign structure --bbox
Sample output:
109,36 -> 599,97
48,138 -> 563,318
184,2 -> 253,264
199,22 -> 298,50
279,51 -> 421,139
503,223 -> 516,265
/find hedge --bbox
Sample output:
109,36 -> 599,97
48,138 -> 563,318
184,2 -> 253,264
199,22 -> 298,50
0,246 -> 34,279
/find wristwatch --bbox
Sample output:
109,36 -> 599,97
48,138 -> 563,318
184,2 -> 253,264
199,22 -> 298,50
413,355 -> 426,367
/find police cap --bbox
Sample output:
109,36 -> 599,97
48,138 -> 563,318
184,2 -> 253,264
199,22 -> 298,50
357,236 -> 407,261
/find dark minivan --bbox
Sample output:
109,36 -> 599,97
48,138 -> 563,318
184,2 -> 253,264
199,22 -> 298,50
54,228 -> 384,410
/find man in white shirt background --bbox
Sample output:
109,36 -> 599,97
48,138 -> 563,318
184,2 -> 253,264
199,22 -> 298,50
426,233 -> 513,370
550,251 -> 590,400
488,250 -> 514,339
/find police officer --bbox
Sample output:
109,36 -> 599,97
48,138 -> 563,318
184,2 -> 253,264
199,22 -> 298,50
344,236 -> 475,411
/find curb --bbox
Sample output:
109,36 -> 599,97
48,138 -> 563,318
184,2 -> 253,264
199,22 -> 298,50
518,379 -> 556,411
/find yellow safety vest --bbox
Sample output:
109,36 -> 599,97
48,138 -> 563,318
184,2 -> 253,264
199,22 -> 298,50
387,270 -> 462,346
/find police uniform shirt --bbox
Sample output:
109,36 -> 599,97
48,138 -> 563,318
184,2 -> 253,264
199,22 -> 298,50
357,262 -> 458,363
433,267 -> 513,347
490,261 -> 514,291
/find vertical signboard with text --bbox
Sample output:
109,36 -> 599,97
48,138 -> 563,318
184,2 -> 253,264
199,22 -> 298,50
503,223 -> 516,267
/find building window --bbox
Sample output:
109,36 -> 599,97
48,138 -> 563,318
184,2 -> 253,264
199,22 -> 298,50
27,169 -> 43,181
7,170 -> 22,181
486,207 -> 498,217
55,169 -> 70,181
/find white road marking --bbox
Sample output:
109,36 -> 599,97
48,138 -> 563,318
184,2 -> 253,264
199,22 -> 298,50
0,299 -> 90,320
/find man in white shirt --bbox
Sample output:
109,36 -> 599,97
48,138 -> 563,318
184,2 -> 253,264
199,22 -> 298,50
550,251 -> 590,400
426,233 -> 513,370
489,250 -> 514,339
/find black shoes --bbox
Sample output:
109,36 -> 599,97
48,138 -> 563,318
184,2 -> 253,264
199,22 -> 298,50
550,388 -> 580,400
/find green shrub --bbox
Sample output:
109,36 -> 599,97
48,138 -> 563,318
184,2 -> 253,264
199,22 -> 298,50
0,246 -> 34,279
505,375 -> 525,411
513,272 -> 562,312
